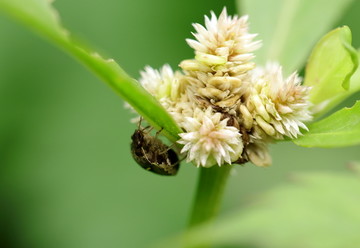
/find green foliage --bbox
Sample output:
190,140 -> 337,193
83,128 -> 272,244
161,171 -> 360,248
293,101 -> 360,147
304,26 -> 359,117
1,1 -> 360,248
238,0 -> 354,74
0,0 -> 182,142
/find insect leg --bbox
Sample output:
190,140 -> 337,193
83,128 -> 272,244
158,143 -> 177,155
143,126 -> 153,132
154,127 -> 164,138
141,147 -> 152,164
170,156 -> 185,167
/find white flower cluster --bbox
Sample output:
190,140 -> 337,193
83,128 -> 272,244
136,8 -> 312,168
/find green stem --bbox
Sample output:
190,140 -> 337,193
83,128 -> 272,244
188,165 -> 232,227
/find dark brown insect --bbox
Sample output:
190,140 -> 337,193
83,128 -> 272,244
130,123 -> 180,176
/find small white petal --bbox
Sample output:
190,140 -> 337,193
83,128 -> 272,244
177,107 -> 243,167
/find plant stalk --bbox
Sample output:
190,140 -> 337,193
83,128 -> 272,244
188,165 -> 232,228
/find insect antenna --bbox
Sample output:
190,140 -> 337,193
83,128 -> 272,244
137,117 -> 153,133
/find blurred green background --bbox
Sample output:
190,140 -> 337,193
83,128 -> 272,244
1,0 -> 360,248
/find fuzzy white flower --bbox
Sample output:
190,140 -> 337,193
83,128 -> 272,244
246,142 -> 272,167
181,8 -> 261,76
139,64 -> 183,101
182,72 -> 244,111
245,63 -> 312,139
177,108 -> 243,167
131,9 -> 313,169
160,94 -> 195,124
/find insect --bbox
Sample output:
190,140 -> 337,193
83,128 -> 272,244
130,120 -> 180,176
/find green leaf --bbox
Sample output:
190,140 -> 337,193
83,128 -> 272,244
304,26 -> 359,117
293,101 -> 360,148
158,171 -> 360,248
312,54 -> 360,117
0,0 -> 182,142
238,0 -> 354,74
